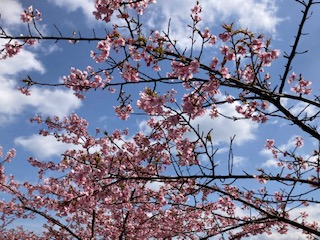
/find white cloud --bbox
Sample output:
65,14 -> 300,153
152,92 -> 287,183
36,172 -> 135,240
138,98 -> 258,147
233,155 -> 246,166
260,135 -> 302,168
24,38 -> 62,56
0,0 -> 24,26
44,0 -> 281,50
0,76 -> 82,124
145,0 -> 281,49
14,134 -> 76,158
220,204 -> 320,240
48,0 -> 96,23
188,103 -> 258,146
262,158 -> 278,167
0,39 -> 81,124
15,133 -> 103,158
0,71 -> 81,124
24,88 -> 82,118
207,0 -> 280,32
268,97 -> 318,124
138,119 -> 151,134
249,205 -> 320,240
145,181 -> 164,191
289,101 -> 318,118
0,41 -> 45,76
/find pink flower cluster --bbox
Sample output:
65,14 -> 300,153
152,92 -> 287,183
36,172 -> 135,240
176,138 -> 198,166
5,149 -> 16,163
235,100 -> 268,123
248,37 -> 280,66
121,62 -> 139,82
265,139 -> 275,149
91,38 -> 111,63
63,67 -> 107,99
21,6 -> 42,23
264,137 -> 311,174
295,136 -> 303,147
209,104 -> 218,119
259,49 -> 279,66
240,65 -> 256,83
288,73 -> 312,94
167,59 -> 200,82
114,104 -> 133,120
203,79 -> 220,96
93,0 -> 156,23
191,2 -> 202,22
251,38 -> 265,52
0,42 -> 22,59
219,32 -> 231,42
18,87 -> 31,96
91,34 -> 125,63
136,88 -> 170,115
220,45 -> 235,61
182,93 -> 206,119
201,28 -> 217,45
219,67 -> 231,79
209,57 -> 219,69
253,175 -> 267,184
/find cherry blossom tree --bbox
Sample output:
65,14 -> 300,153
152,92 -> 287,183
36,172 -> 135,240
0,0 -> 320,239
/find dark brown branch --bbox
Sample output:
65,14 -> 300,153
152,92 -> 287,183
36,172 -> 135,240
23,206 -> 81,240
279,0 -> 313,94
198,184 -> 320,238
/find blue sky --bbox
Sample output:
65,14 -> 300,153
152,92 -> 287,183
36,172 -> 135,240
0,0 -> 320,238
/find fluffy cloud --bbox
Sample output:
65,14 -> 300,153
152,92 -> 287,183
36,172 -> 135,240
145,0 -> 281,49
2,68 -> 82,155
261,135 -> 304,168
233,155 -> 246,166
249,205 -> 320,239
14,134 -> 75,158
0,42 -> 45,76
188,102 -> 258,146
15,132 -> 103,158
0,0 -> 24,26
48,0 -> 96,23
261,158 -> 278,168
204,0 -> 280,32
225,204 -> 320,240
0,50 -> 81,124
36,0 -> 281,50
138,100 -> 258,147
289,101 -> 318,117
145,181 -> 164,191
270,96 -> 318,122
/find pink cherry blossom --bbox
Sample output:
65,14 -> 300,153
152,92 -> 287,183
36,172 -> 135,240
290,77 -> 312,94
121,62 -> 140,82
1,42 -> 22,59
295,136 -> 303,147
114,104 -> 133,120
265,139 -> 275,149
209,57 -> 219,69
18,87 -> 31,96
219,32 -> 231,42
21,6 -> 42,23
251,38 -> 264,52
288,72 -> 296,84
219,67 -> 231,79
209,104 -> 219,118
0,2 -> 319,239
5,149 -> 16,162
226,95 -> 234,103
